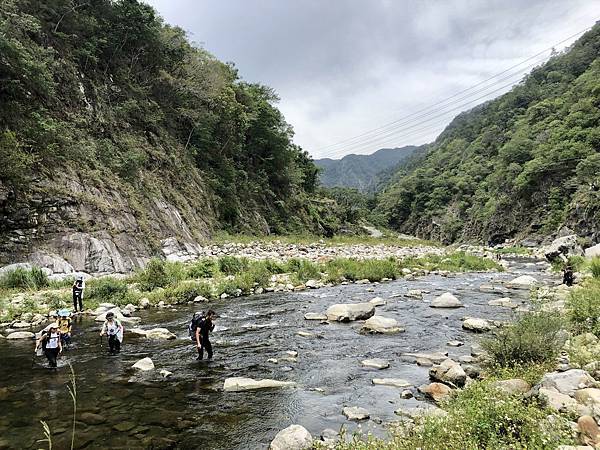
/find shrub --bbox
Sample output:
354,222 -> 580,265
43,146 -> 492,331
0,266 -> 49,290
88,277 -> 129,304
567,279 -> 600,336
481,312 -> 564,367
286,259 -> 320,282
401,252 -> 502,272
318,381 -> 574,449
590,257 -> 600,279
136,258 -> 186,291
218,256 -> 248,275
187,259 -> 217,279
161,280 -> 213,304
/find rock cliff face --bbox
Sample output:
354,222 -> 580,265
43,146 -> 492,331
0,167 -> 215,274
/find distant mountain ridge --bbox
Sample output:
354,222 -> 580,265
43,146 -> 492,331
315,146 -> 419,192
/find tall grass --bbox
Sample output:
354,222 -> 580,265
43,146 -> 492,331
567,279 -> 600,336
590,257 -> 600,279
0,266 -> 48,290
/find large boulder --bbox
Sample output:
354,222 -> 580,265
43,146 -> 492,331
540,369 -> 596,396
28,251 -> 74,274
269,424 -> 312,450
0,263 -> 32,277
575,388 -> 600,415
585,243 -> 600,259
430,293 -> 463,308
429,359 -> 466,387
132,357 -> 155,371
538,388 -> 580,413
326,303 -> 375,322
543,234 -> 583,262
418,382 -> 452,403
361,316 -> 404,334
506,275 -> 538,289
223,377 -> 295,392
578,415 -> 600,447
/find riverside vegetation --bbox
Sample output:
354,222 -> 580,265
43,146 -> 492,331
315,259 -> 600,450
0,250 -> 500,322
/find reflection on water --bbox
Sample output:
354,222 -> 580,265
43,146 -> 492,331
0,258 -> 554,449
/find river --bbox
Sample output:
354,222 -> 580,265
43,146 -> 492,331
0,258 -> 555,449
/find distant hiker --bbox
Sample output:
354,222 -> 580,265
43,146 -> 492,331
195,310 -> 216,360
563,265 -> 574,287
72,275 -> 85,312
189,311 -> 204,352
57,309 -> 73,346
100,312 -> 123,355
35,323 -> 62,368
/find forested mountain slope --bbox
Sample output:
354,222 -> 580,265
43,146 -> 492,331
377,24 -> 600,245
0,0 -> 327,271
315,146 -> 418,192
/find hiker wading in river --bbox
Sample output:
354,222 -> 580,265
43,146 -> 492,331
195,310 -> 216,360
35,323 -> 62,368
100,312 -> 124,355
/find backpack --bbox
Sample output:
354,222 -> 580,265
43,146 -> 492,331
188,312 -> 204,339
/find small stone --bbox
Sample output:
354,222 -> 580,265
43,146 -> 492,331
304,312 -> 327,320
159,369 -> 173,378
462,318 -> 492,332
113,421 -> 136,432
447,340 -> 464,347
430,292 -> 463,308
269,424 -> 312,450
267,358 -> 278,364
400,389 -> 413,399
297,331 -> 313,337
286,351 -> 298,357
416,357 -> 433,367
369,297 -> 386,306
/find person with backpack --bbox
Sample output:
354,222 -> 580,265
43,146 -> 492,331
72,275 -> 85,312
57,309 -> 73,346
35,323 -> 62,368
100,311 -> 123,355
195,310 -> 216,360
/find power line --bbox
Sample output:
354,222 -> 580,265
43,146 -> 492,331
318,57 -> 545,158
313,25 -> 594,157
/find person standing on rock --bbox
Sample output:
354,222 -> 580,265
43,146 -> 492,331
35,323 -> 62,368
195,310 -> 216,360
563,264 -> 574,287
100,312 -> 123,355
72,275 -> 85,312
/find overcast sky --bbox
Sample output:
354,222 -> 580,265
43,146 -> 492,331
144,0 -> 599,159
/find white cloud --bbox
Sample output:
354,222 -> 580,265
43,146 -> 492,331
144,0 -> 600,158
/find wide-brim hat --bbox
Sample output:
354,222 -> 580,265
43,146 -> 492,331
58,309 -> 71,317
48,322 -> 59,329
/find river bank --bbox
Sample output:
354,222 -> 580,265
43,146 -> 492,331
0,247 -> 501,329
0,256 -> 549,449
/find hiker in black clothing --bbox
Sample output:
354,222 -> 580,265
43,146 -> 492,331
195,310 -> 216,360
563,264 -> 574,287
72,276 -> 85,312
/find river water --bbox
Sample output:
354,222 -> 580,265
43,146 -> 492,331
0,258 -> 556,449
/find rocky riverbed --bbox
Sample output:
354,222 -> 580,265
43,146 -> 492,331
0,257 -> 559,449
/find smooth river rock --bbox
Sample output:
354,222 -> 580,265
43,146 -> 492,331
372,378 -> 411,388
369,297 -> 386,306
326,303 -> 375,322
430,292 -> 463,308
488,297 -> 518,308
506,275 -> 538,289
429,359 -> 466,387
361,316 -> 404,334
342,406 -> 370,421
6,331 -> 35,340
270,424 -> 312,450
418,382 -> 452,403
129,328 -> 176,340
304,312 -> 327,321
132,357 -> 155,371
223,377 -> 295,392
361,358 -> 390,369
462,318 -> 492,332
